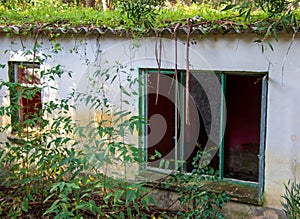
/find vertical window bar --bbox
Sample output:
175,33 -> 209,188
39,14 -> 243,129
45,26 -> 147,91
139,70 -> 147,167
258,75 -> 268,201
14,63 -> 18,82
179,71 -> 185,172
143,70 -> 148,165
219,73 -> 226,179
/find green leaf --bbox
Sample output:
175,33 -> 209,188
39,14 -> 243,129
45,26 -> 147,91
221,4 -> 236,11
114,190 -> 124,204
133,202 -> 139,213
273,27 -> 278,42
88,200 -> 97,214
104,192 -> 113,204
44,199 -> 60,215
119,212 -> 125,219
159,159 -> 165,168
266,41 -> 274,51
111,75 -> 117,84
127,207 -> 133,218
20,197 -> 29,212
164,160 -> 170,169
148,195 -> 156,206
120,85 -> 131,96
141,198 -> 150,211
155,150 -> 162,158
126,189 -> 137,204
43,193 -> 55,204
245,8 -> 251,21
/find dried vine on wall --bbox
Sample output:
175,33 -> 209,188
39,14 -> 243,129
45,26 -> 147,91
185,18 -> 191,126
155,32 -> 162,105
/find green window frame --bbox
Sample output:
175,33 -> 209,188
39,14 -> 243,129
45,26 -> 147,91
140,69 -> 185,172
140,69 -> 268,203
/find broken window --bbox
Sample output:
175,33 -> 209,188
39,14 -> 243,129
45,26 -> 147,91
141,69 -> 267,188
224,75 -> 263,182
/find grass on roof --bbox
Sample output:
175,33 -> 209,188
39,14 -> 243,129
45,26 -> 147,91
0,1 -> 299,31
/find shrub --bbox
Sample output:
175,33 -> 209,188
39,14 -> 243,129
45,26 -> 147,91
282,180 -> 300,219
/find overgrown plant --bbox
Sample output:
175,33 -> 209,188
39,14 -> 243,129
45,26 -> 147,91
222,0 -> 298,50
282,180 -> 300,219
2,0 -> 299,36
168,149 -> 230,218
0,48 -> 88,217
118,0 -> 163,29
0,35 -> 231,218
0,45 -> 159,218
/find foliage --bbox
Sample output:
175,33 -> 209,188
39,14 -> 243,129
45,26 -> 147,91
221,0 -> 298,47
118,0 -> 164,29
0,0 -> 299,36
43,177 -> 157,218
166,149 -> 230,218
0,41 -> 155,218
282,180 -> 300,219
0,29 -> 232,217
0,48 -> 87,217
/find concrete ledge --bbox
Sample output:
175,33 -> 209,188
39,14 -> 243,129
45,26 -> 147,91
222,202 -> 287,219
150,189 -> 287,218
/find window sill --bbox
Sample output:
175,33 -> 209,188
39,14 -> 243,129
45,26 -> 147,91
139,168 -> 262,206
204,180 -> 261,205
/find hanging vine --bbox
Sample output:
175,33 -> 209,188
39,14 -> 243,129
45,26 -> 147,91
155,32 -> 162,105
174,23 -> 181,129
174,23 -> 180,82
185,18 -> 191,126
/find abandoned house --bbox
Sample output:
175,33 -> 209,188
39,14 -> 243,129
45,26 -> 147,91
0,25 -> 299,218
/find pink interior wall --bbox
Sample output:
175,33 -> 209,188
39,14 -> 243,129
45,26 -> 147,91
224,75 -> 262,151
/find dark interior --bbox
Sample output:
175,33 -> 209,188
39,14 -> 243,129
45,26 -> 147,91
224,75 -> 262,182
147,73 -> 179,169
185,73 -> 219,173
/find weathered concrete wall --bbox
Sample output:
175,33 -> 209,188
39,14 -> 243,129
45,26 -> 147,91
223,202 -> 286,219
151,188 -> 287,218
0,32 -> 299,210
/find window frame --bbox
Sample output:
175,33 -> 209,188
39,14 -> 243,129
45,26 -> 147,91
140,69 -> 186,174
139,69 -> 268,203
8,61 -> 42,134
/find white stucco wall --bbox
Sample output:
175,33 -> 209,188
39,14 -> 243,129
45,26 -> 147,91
0,31 -> 299,208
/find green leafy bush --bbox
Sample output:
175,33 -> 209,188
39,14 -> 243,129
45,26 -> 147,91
0,42 -> 160,218
0,0 -> 299,34
166,149 -> 230,218
282,180 -> 300,219
0,35 -> 230,218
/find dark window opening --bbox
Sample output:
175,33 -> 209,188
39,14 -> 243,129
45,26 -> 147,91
224,75 -> 263,182
143,70 -> 266,186
185,73 -> 220,173
146,73 -> 180,170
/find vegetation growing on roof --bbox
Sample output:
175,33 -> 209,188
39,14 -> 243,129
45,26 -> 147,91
0,0 -> 299,35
